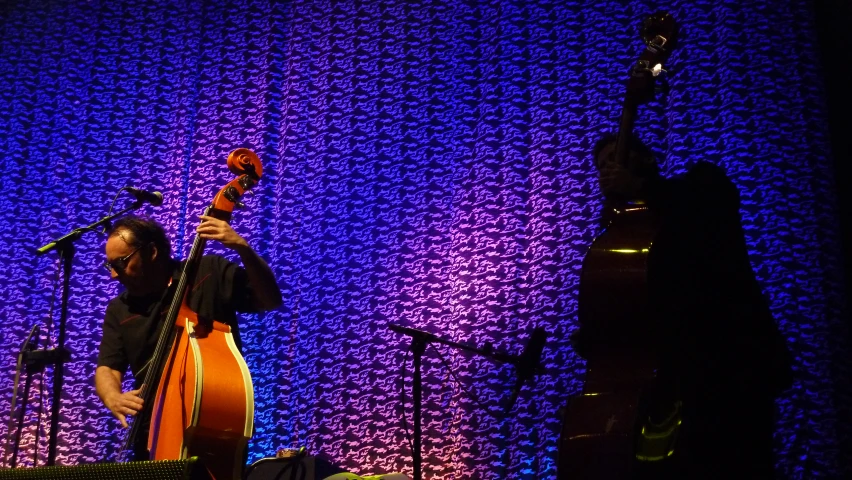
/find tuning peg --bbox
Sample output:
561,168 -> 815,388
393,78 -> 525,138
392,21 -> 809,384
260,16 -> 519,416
223,186 -> 246,209
236,188 -> 254,209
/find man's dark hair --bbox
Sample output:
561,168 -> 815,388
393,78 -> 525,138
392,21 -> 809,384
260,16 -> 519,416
592,134 -> 659,177
108,216 -> 171,259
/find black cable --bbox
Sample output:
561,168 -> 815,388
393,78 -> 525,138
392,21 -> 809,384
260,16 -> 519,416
427,343 -> 488,412
102,187 -> 128,233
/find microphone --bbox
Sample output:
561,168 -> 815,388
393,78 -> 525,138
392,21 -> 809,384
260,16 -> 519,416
125,187 -> 164,206
506,326 -> 547,412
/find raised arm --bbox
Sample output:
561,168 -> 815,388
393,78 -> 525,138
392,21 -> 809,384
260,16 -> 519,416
197,215 -> 283,310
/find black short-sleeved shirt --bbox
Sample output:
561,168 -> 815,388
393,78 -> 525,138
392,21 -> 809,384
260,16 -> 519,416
97,255 -> 256,381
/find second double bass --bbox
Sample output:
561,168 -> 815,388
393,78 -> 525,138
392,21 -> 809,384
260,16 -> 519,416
559,12 -> 680,480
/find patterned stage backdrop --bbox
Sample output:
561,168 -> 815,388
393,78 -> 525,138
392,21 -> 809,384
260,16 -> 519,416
0,0 -> 849,478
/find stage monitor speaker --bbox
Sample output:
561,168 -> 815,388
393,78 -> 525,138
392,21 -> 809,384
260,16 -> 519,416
0,457 -> 212,480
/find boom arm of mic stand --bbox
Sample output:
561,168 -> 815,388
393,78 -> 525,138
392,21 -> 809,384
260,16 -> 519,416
388,323 -> 519,366
35,203 -> 140,255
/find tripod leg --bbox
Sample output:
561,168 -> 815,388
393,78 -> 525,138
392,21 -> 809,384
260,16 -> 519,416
11,371 -> 35,468
6,324 -> 41,468
5,353 -> 25,468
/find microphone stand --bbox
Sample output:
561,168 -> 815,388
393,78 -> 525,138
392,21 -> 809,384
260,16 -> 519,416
389,324 -> 526,480
6,324 -> 40,468
31,202 -> 144,467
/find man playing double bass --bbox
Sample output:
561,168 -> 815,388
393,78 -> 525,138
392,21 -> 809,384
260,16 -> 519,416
95,215 -> 282,460
574,135 -> 793,479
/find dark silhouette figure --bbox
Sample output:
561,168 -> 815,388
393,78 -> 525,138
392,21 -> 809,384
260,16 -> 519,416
579,136 -> 793,479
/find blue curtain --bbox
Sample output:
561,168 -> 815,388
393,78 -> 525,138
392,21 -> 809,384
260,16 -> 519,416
0,0 -> 849,478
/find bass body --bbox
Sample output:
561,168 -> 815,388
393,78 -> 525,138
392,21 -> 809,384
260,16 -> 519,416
147,252 -> 255,480
561,204 -> 677,479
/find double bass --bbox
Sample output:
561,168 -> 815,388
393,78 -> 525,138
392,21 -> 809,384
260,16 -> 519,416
121,149 -> 263,480
559,13 -> 680,480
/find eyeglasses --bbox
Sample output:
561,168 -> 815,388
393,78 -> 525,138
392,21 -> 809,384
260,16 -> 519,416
104,244 -> 145,273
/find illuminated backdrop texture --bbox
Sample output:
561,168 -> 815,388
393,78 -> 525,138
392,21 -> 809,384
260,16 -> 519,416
0,0 -> 849,478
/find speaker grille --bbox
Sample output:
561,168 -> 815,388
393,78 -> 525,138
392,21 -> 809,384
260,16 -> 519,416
0,458 -> 211,480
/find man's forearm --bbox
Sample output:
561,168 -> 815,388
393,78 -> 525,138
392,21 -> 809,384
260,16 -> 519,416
95,366 -> 123,405
95,365 -> 143,428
